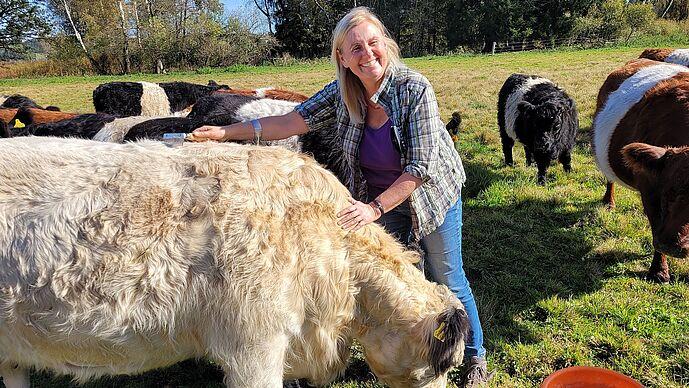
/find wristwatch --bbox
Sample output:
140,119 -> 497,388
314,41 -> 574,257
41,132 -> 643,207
250,119 -> 262,145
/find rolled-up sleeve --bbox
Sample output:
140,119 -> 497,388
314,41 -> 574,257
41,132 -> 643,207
403,82 -> 442,182
295,80 -> 339,133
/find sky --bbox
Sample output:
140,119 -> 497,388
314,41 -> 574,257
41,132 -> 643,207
222,0 -> 246,15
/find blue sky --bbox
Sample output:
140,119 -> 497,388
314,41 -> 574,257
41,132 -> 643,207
221,0 -> 245,14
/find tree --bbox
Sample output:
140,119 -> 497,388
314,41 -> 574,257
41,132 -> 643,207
624,2 -> 656,42
0,0 -> 50,58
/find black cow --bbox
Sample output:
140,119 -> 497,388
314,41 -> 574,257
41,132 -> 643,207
497,74 -> 578,184
14,113 -> 117,138
1,94 -> 60,111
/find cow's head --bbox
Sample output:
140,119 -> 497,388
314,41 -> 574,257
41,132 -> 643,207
358,302 -> 469,387
623,143 -> 689,258
518,99 -> 573,156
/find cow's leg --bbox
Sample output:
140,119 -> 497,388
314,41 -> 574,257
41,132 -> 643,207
524,147 -> 534,167
534,155 -> 550,185
603,181 -> 615,209
559,151 -> 572,173
647,250 -> 670,283
219,334 -> 288,388
501,135 -> 515,166
0,363 -> 29,388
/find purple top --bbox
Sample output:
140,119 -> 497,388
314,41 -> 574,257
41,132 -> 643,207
359,119 -> 402,197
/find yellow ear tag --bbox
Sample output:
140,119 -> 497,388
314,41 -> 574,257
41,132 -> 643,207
433,322 -> 447,342
451,135 -> 459,142
13,119 -> 25,128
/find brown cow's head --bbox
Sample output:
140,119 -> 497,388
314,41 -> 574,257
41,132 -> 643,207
358,304 -> 469,388
623,143 -> 689,258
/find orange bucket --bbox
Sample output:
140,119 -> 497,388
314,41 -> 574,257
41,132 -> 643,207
541,366 -> 644,388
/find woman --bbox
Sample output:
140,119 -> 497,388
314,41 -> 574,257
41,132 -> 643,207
191,7 -> 491,387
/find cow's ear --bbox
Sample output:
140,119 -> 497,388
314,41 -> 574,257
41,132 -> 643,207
517,101 -> 534,113
208,80 -> 218,86
425,306 -> 469,377
622,143 -> 667,174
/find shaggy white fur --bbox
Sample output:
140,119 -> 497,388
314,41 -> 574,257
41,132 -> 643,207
139,81 -> 171,116
593,63 -> 688,185
504,77 -> 551,140
92,116 -> 155,142
666,49 -> 689,67
0,137 -> 466,388
235,98 -> 299,121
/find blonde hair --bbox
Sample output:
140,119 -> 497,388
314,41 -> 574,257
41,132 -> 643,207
331,7 -> 401,124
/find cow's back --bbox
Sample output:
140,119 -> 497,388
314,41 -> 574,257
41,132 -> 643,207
0,138 -> 233,376
593,60 -> 689,188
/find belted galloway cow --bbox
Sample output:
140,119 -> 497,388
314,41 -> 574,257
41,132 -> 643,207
593,58 -> 689,282
497,74 -> 578,184
0,137 -> 469,387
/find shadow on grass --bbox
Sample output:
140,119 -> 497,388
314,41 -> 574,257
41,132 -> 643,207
33,359 -> 225,388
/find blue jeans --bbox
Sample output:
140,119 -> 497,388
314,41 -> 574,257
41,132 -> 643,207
377,197 -> 486,359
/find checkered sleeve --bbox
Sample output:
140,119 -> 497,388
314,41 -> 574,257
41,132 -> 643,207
403,81 -> 442,183
294,80 -> 339,133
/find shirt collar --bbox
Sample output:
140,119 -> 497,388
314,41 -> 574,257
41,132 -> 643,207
369,64 -> 397,107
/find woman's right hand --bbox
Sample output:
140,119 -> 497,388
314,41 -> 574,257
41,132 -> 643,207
190,125 -> 227,142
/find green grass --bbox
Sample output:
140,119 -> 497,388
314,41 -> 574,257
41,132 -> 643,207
2,45 -> 689,387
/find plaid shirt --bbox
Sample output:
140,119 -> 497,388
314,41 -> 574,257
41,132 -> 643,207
295,65 -> 466,239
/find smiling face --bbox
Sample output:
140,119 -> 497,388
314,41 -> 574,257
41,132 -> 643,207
338,21 -> 389,93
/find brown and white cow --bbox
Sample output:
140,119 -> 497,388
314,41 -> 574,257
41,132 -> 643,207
593,58 -> 689,282
215,86 -> 309,102
0,137 -> 468,388
639,48 -> 689,67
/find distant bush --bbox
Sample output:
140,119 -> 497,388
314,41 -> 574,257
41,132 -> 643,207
0,57 -> 93,78
572,0 -> 669,44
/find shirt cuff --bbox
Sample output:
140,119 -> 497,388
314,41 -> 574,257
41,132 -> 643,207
404,164 -> 430,183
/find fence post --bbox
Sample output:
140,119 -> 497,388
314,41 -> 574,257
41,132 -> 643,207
491,41 -> 496,55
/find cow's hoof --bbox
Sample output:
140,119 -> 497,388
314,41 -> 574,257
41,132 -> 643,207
563,165 -> 572,173
505,161 -> 514,167
646,271 -> 670,284
537,177 -> 546,186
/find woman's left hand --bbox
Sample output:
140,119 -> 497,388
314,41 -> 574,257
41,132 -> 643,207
337,198 -> 380,231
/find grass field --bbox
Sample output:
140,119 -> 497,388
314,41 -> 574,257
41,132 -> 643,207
2,46 -> 689,388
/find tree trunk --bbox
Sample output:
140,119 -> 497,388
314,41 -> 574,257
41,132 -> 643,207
118,0 -> 131,74
62,0 -> 105,73
132,0 -> 143,49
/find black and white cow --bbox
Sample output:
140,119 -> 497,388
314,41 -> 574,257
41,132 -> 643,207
188,93 -> 350,188
93,80 -> 229,117
497,74 -> 578,184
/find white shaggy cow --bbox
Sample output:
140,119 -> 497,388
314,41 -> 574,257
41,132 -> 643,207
0,137 -> 468,387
